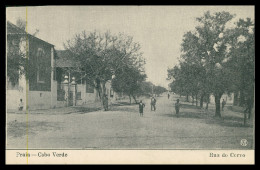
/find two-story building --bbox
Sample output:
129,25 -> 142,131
6,21 -> 57,111
7,21 -> 116,111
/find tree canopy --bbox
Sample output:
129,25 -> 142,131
64,31 -> 146,108
168,11 -> 254,117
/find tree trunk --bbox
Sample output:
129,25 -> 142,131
239,91 -> 245,107
233,91 -> 238,106
129,95 -> 131,104
244,111 -> 247,126
132,95 -> 138,104
215,94 -> 221,117
247,96 -> 254,119
195,94 -> 198,107
98,81 -> 106,109
206,94 -> 209,110
192,95 -> 194,105
186,94 -> 189,102
200,94 -> 204,108
248,110 -> 251,119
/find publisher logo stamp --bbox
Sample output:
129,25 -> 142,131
240,139 -> 248,146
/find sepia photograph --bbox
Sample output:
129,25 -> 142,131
6,5 -> 255,164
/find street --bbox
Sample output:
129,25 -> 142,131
7,94 -> 253,149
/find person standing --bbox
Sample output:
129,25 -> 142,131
104,95 -> 109,111
175,99 -> 181,117
139,100 -> 145,117
18,99 -> 24,111
222,99 -> 226,111
150,97 -> 156,111
153,97 -> 156,111
168,93 -> 170,99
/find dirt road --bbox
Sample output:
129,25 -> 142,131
6,94 -> 254,149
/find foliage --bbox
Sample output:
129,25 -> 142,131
111,66 -> 147,102
7,19 -> 40,86
168,11 -> 254,117
64,31 -> 145,107
153,85 -> 167,96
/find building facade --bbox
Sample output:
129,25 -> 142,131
7,22 -> 116,111
6,21 -> 57,111
55,50 -> 116,107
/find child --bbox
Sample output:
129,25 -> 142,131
18,99 -> 24,111
175,99 -> 181,117
139,100 -> 145,117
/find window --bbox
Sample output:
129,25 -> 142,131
37,48 -> 45,83
86,83 -> 94,93
76,92 -> 82,100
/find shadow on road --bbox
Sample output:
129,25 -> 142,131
163,110 -> 253,128
180,103 -> 201,109
72,107 -> 102,114
163,111 -> 207,119
7,120 -> 62,138
206,116 -> 253,128
109,105 -> 138,113
112,102 -> 138,106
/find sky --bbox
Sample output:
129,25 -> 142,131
6,6 -> 254,88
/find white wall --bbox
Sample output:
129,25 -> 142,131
6,90 -> 24,112
76,84 -> 84,105
51,80 -> 57,108
7,46 -> 58,111
6,73 -> 27,112
27,91 -> 53,110
6,90 -> 54,111
210,93 -> 234,104
85,92 -> 96,103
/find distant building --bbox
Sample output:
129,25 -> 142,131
209,93 -> 234,105
55,50 -> 116,107
55,50 -> 97,107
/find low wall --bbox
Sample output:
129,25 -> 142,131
6,90 -> 24,112
27,91 -> 53,110
7,90 -> 54,111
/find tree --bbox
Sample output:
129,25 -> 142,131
225,18 -> 255,121
187,11 -> 235,117
7,19 -> 41,87
64,31 -> 145,109
16,18 -> 26,31
111,66 -> 146,104
168,11 -> 244,117
7,20 -> 28,86
167,61 -> 204,107
139,81 -> 154,97
153,85 -> 167,96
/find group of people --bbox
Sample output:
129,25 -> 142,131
138,95 -> 181,117
138,96 -> 157,117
